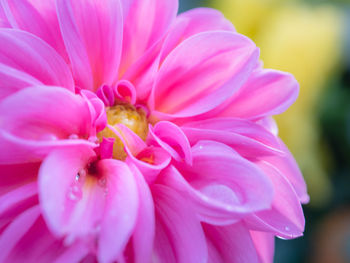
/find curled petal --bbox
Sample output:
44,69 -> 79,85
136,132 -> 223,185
264,139 -> 309,203
245,161 -> 305,239
108,124 -> 171,183
159,140 -> 274,225
149,121 -> 192,164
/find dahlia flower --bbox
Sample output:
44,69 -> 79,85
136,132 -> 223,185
0,0 -> 308,262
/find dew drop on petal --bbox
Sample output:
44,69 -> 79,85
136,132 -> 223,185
285,226 -> 290,232
69,134 -> 79,140
98,178 -> 106,187
67,184 -> 82,201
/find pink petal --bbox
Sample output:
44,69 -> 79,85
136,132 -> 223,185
127,164 -> 155,263
0,130 -> 96,165
0,0 -> 67,59
152,184 -> 208,263
51,242 -> 90,263
0,29 -> 74,98
0,86 -> 92,139
149,121 -> 192,164
245,161 -> 305,239
120,0 -> 178,76
0,182 -> 38,231
56,0 -> 123,90
97,159 -> 139,263
204,222 -> 259,263
0,205 -> 40,262
160,7 -> 235,61
218,69 -> 299,119
250,231 -> 275,263
0,62 -> 43,100
38,146 -> 97,237
108,124 -> 171,183
1,211 -> 89,263
182,118 -> 283,158
0,162 -> 39,195
264,139 -> 309,203
0,87 -> 96,163
149,31 -> 259,120
158,141 -> 274,225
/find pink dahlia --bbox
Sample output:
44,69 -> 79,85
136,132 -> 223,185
0,0 -> 308,262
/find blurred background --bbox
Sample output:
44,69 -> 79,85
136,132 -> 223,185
179,0 -> 350,262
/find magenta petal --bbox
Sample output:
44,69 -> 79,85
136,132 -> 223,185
128,164 -> 155,263
109,124 -> 171,183
150,31 -> 259,120
0,29 -> 74,98
38,146 -> 96,237
152,184 -> 208,263
0,162 -> 39,195
120,0 -> 178,75
149,121 -> 192,164
52,242 -> 90,263
0,205 -> 40,262
0,0 -> 67,59
264,139 -> 309,203
0,86 -> 92,140
245,161 -> 305,239
126,146 -> 171,184
172,141 -> 274,223
219,69 -> 299,119
204,222 -> 259,263
250,231 -> 275,263
0,130 -> 97,165
97,159 -> 138,263
160,7 -> 235,61
182,117 -> 283,157
56,0 -> 123,90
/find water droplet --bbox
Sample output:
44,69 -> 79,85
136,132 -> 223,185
67,185 -> 82,201
75,174 -> 80,181
199,145 -> 203,149
68,134 -> 79,140
98,178 -> 106,187
285,226 -> 290,232
88,136 -> 98,143
103,188 -> 109,197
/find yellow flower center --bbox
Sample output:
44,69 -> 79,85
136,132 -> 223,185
97,103 -> 148,160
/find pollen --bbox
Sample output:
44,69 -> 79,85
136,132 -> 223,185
98,104 -> 148,160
